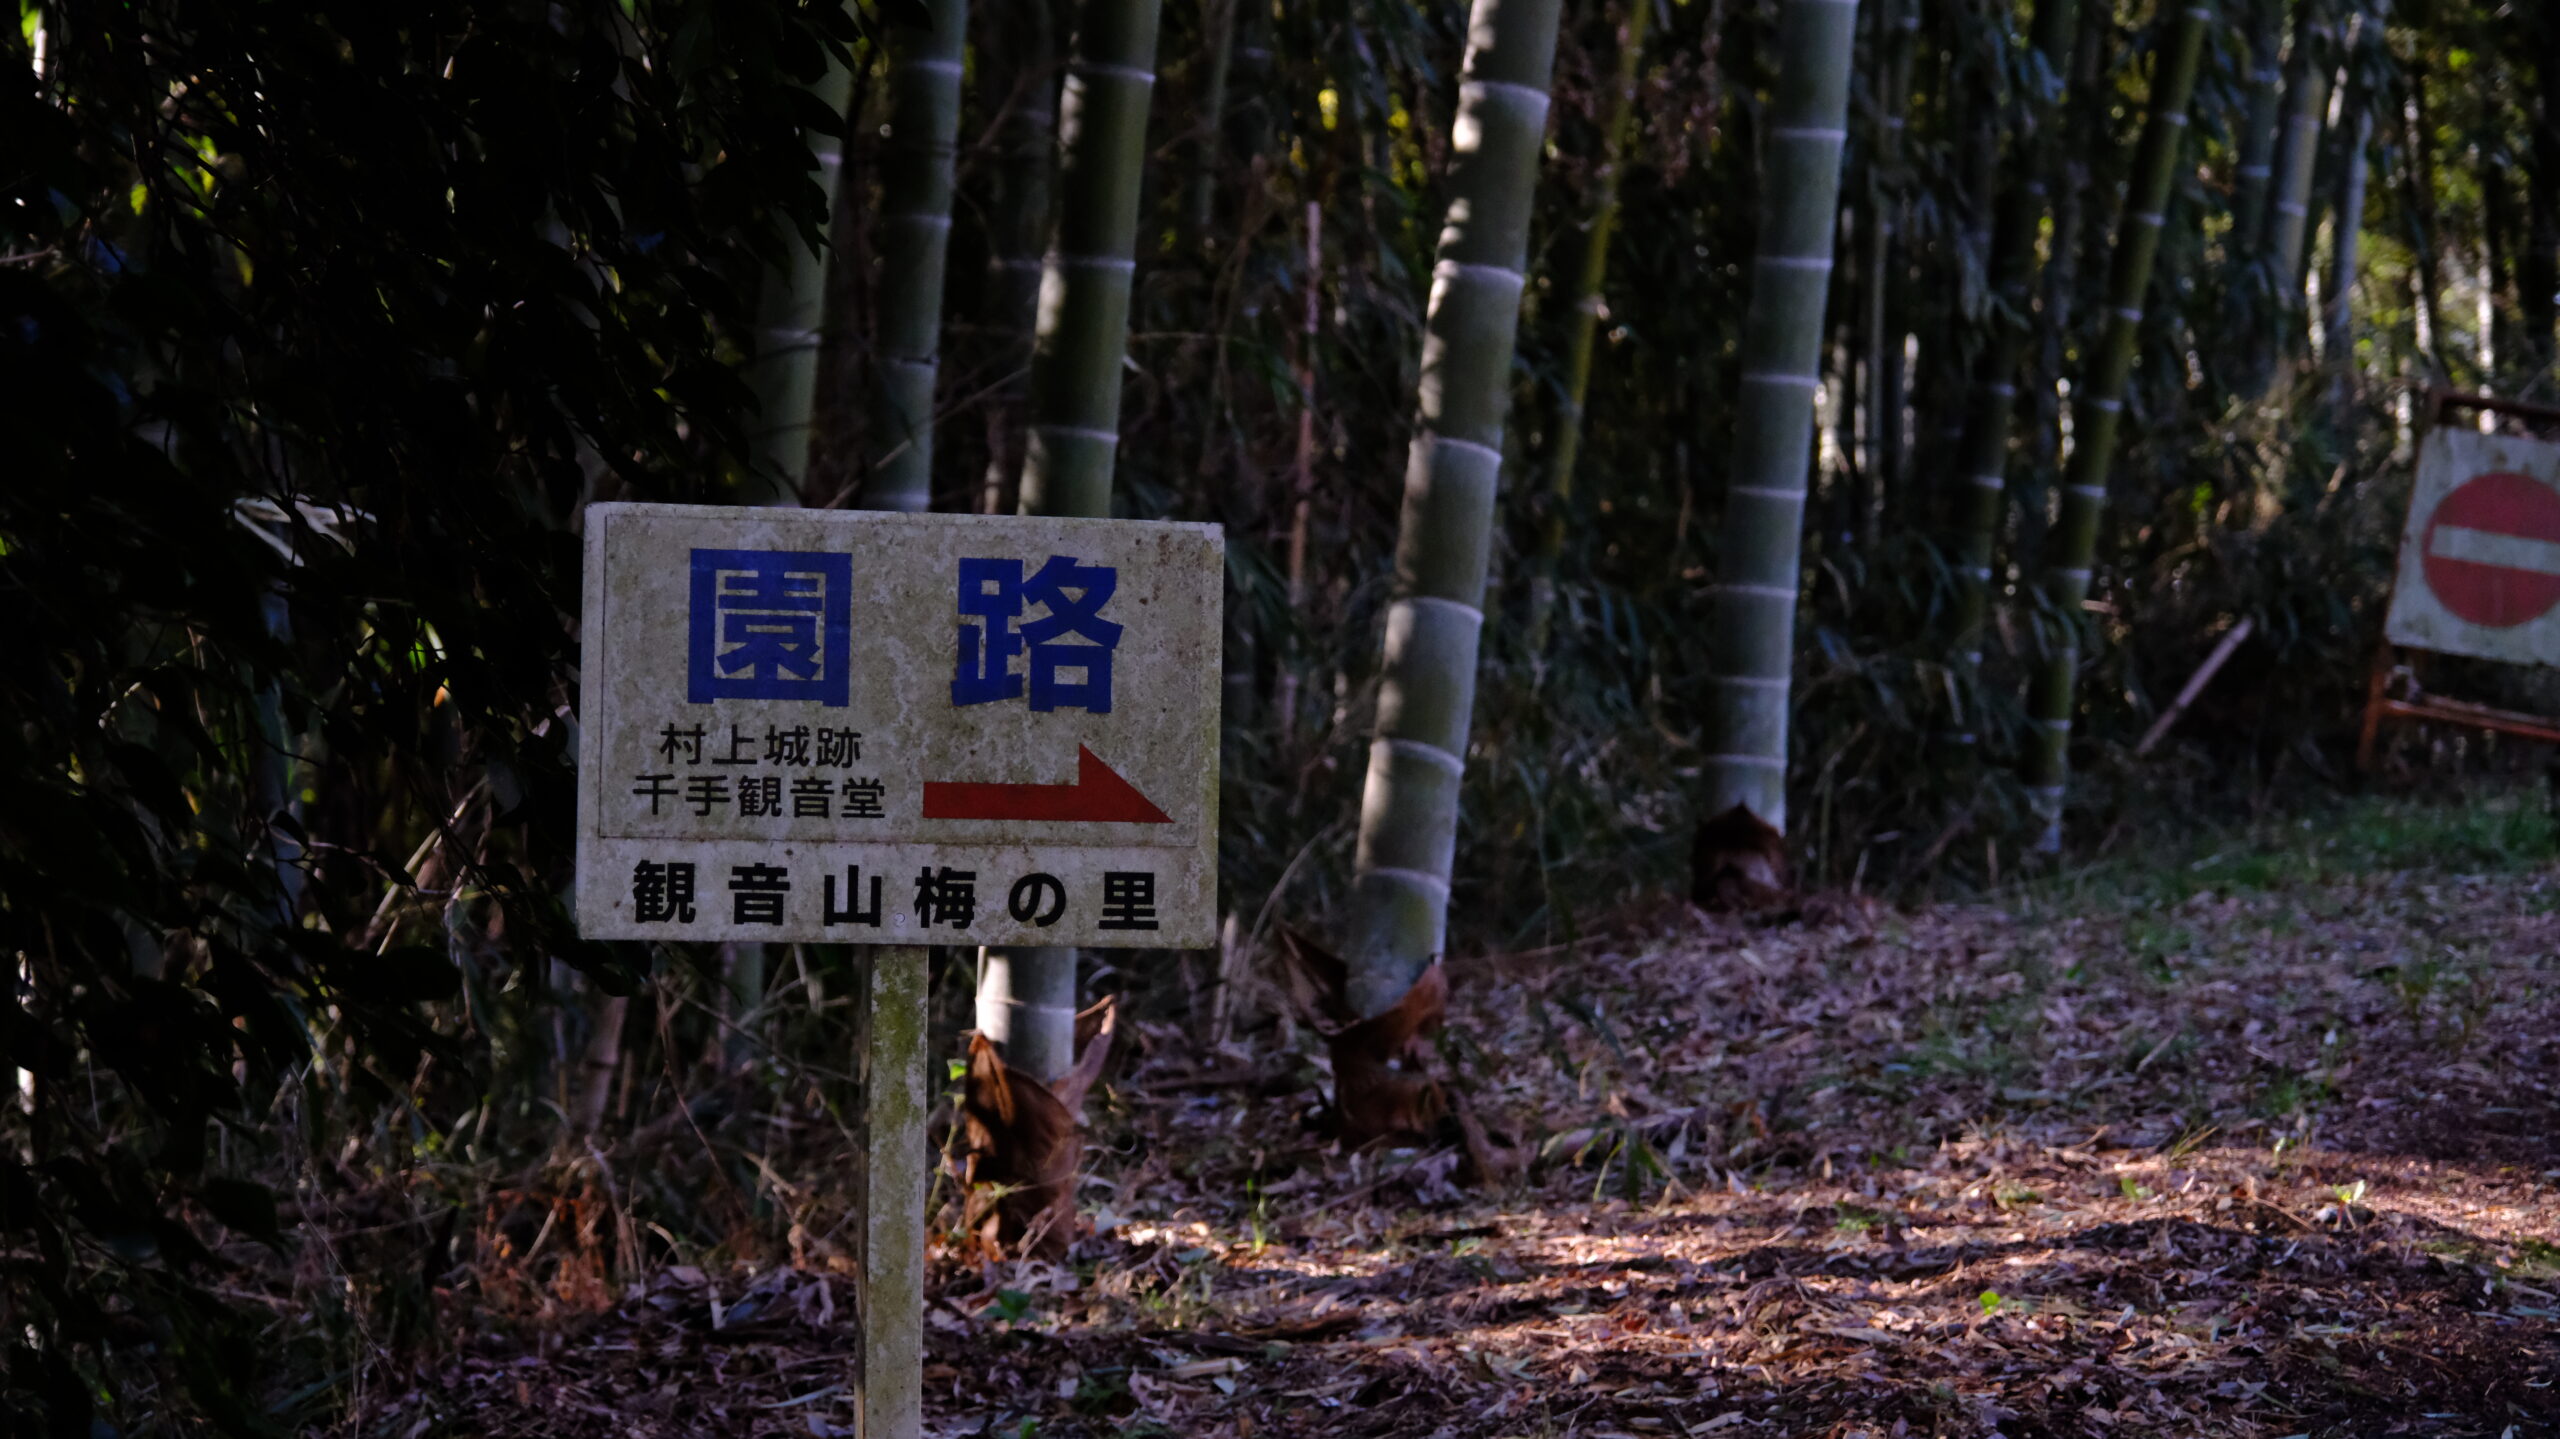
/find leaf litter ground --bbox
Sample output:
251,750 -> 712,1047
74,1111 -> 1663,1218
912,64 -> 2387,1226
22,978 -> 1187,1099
374,803 -> 2560,1438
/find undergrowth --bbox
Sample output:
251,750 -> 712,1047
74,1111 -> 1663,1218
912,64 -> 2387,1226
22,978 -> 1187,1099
2012,783 -> 2559,920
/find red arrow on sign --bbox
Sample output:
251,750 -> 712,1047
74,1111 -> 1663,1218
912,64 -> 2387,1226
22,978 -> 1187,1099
922,745 -> 1172,824
2422,470 -> 2560,628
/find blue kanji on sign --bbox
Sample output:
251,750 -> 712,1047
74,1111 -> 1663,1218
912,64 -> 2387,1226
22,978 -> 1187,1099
952,555 -> 1122,713
688,549 -> 852,707
952,558 -> 1025,706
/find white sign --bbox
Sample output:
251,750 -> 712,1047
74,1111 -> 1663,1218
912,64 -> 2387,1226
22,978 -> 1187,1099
575,504 -> 1222,948
2386,428 -> 2560,666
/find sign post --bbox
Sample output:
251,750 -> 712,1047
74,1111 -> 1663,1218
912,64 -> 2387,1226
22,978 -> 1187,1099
2362,394 -> 2560,769
574,503 -> 1223,1437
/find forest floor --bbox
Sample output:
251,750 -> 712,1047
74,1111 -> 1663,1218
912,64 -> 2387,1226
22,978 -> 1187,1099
375,794 -> 2560,1439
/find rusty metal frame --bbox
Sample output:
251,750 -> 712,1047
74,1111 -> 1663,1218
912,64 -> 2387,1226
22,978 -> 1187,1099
2358,388 -> 2560,772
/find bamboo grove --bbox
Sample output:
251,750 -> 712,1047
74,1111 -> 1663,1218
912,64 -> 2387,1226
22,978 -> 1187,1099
9,0 -> 2560,1422
844,0 -> 2559,941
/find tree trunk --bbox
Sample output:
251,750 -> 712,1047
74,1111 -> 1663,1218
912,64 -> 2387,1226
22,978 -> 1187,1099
734,36 -> 860,1061
1273,201 -> 1321,743
1946,0 -> 2082,700
2400,57 -> 2449,381
981,0 -> 1164,1083
2023,0 -> 2214,851
573,992 -> 630,1135
2256,9 -> 2332,395
2230,0 -> 2287,264
2485,150 -> 2518,382
1018,0 -> 1161,519
1692,0 -> 1861,841
2023,10 -> 2109,564
861,0 -> 967,513
1185,0 -> 1239,243
1344,0 -> 1566,1021
745,46 -> 858,499
2525,2 -> 2560,382
2327,86 -> 2372,416
976,0 -> 1061,514
1863,0 -> 1919,542
1528,0 -> 1653,654
1918,79 -> 1999,526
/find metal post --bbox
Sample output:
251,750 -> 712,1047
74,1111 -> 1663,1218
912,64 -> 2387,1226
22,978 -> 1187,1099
853,944 -> 929,1439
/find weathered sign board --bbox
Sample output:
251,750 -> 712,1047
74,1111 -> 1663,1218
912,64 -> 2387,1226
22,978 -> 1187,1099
575,503 -> 1223,949
2385,427 -> 2560,666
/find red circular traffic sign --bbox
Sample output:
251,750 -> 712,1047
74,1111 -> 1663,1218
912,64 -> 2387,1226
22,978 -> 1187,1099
2420,471 -> 2560,629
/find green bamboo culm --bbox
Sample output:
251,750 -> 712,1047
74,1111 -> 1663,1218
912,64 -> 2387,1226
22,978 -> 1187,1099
732,25 -> 859,1061
859,0 -> 968,513
1944,0 -> 2081,697
1527,0 -> 1652,656
2022,0 -> 2215,852
980,0 -> 1164,1081
1693,0 -> 1861,836
1185,0 -> 1239,242
1018,0 -> 1162,519
2253,9 -> 2333,395
1344,0 -> 1565,1021
2326,86 -> 2374,394
2266,14 -> 2333,290
975,0 -> 1060,514
2229,0 -> 2287,264
744,39 -> 858,500
1863,0 -> 1919,519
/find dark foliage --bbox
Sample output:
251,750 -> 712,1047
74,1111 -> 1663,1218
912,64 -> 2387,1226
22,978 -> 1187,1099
0,2 -> 873,1427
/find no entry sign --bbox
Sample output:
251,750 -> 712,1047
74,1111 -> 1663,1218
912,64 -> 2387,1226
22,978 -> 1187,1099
575,504 -> 1222,948
2386,429 -> 2560,665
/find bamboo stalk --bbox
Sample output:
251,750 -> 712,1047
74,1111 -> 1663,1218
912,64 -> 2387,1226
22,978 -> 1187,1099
2255,9 -> 2333,394
977,0 -> 1061,514
1344,0 -> 1567,1021
1275,201 -> 1320,746
1528,0 -> 1653,655
1185,0 -> 1239,242
983,0 -> 1164,1080
1017,0 -> 1163,520
2485,149 -> 2516,381
2525,2 -> 2560,376
1693,0 -> 1862,837
573,992 -> 630,1135
2400,57 -> 2450,382
744,43 -> 858,499
2230,0 -> 2287,263
1945,0 -> 2082,697
860,0 -> 968,513
735,31 -> 861,1052
1863,0 -> 1918,537
2023,0 -> 2215,852
2023,11 -> 2109,560
2327,87 -> 2372,414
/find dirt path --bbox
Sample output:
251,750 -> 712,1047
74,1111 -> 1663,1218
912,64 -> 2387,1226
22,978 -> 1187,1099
382,802 -> 2560,1438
